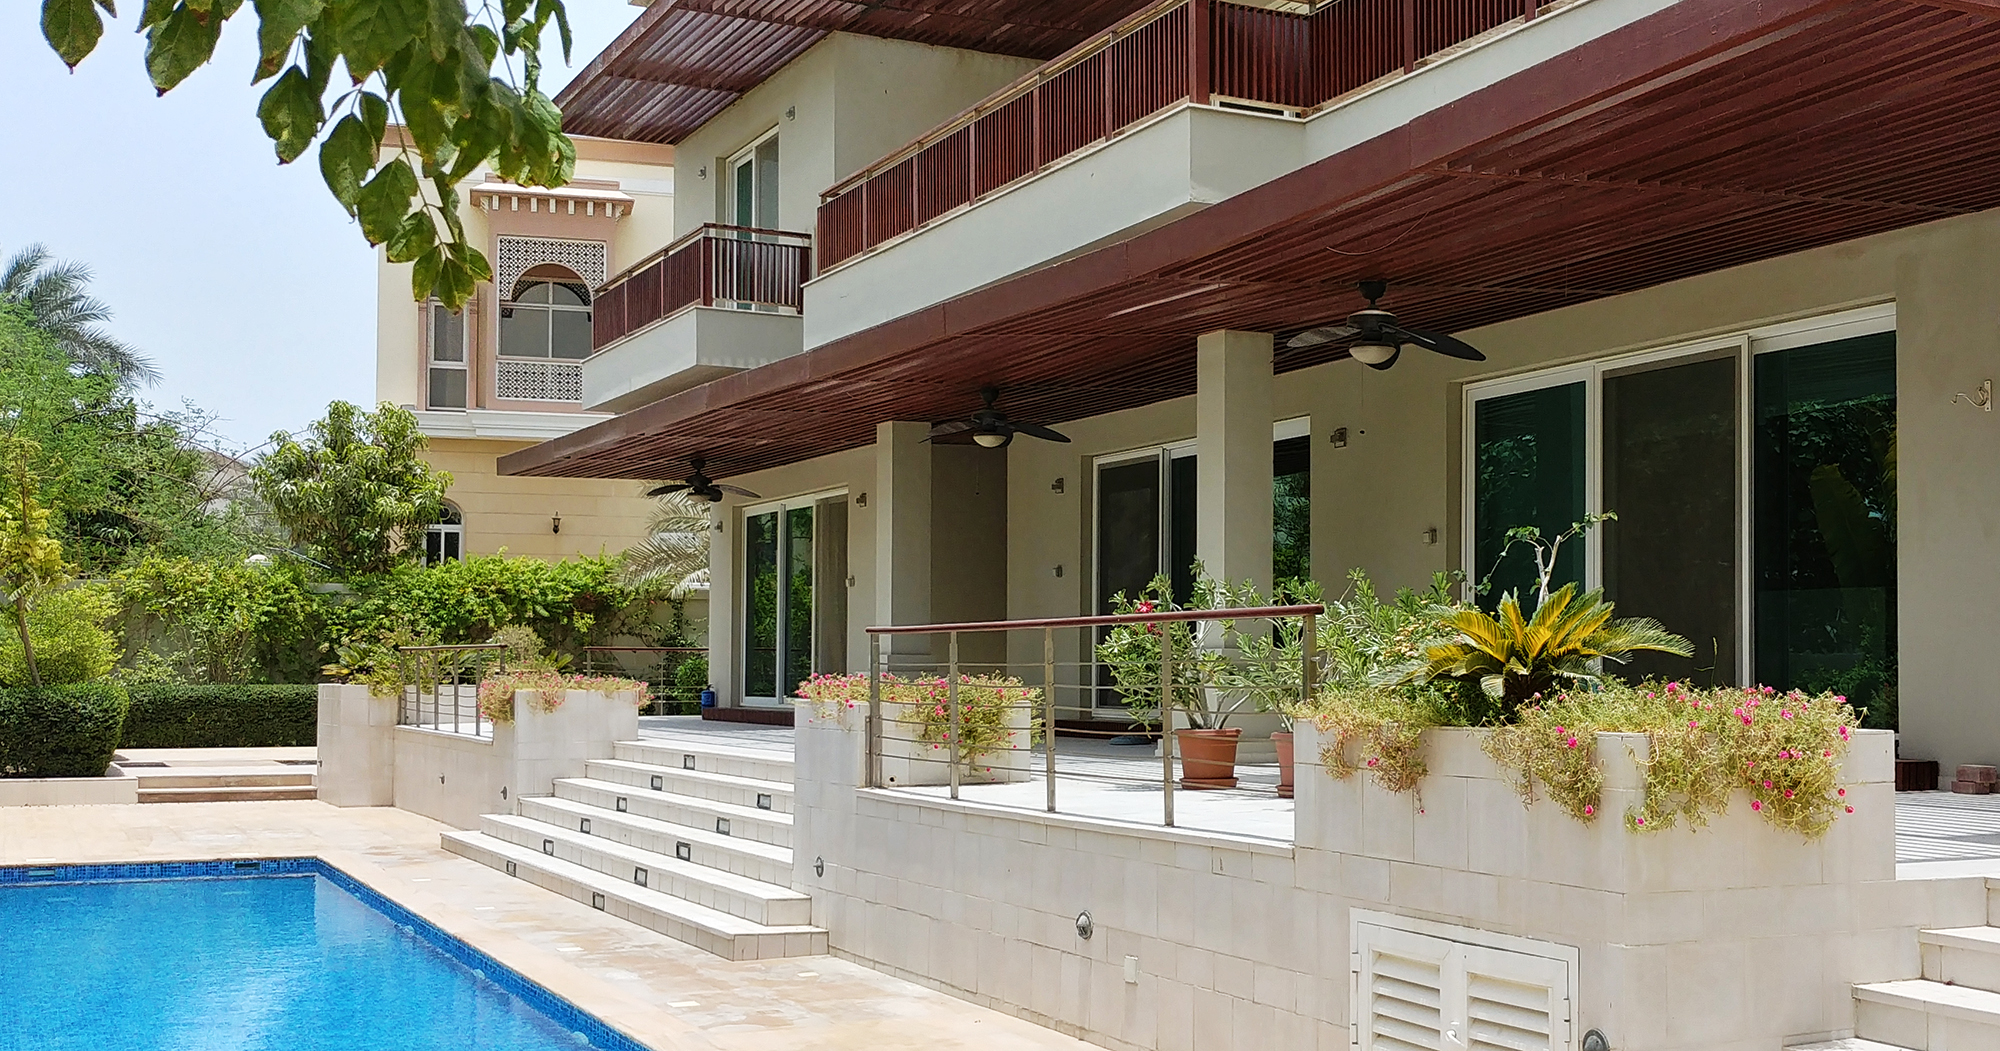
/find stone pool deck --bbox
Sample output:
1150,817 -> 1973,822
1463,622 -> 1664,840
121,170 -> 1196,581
0,800 -> 1091,1051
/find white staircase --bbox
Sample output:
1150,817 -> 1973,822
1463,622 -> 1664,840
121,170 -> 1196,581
1797,879 -> 2000,1050
442,735 -> 826,961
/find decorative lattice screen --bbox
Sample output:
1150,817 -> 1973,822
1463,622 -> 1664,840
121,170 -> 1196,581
495,359 -> 583,402
496,236 -> 608,300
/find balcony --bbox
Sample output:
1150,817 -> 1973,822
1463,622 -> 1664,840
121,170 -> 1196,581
807,0 -> 1571,348
583,225 -> 813,413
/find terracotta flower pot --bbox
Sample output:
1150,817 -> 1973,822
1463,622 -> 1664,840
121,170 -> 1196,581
1273,731 -> 1295,799
1176,727 -> 1242,789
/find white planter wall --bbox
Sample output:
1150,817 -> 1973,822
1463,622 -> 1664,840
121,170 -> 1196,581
877,697 -> 1034,788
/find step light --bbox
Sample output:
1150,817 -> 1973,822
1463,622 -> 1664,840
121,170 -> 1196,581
616,797 -> 629,813
715,818 -> 730,836
579,818 -> 592,834
591,893 -> 605,910
651,775 -> 663,791
756,794 -> 773,810
505,860 -> 517,876
683,754 -> 696,770
676,842 -> 692,861
542,840 -> 554,855
633,867 -> 647,887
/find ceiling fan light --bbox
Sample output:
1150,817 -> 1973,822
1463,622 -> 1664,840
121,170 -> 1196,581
973,432 -> 1010,448
1351,342 -> 1398,365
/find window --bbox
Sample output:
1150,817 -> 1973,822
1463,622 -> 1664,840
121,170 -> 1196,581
729,129 -> 780,229
425,505 -> 464,565
499,279 -> 593,360
1461,306 -> 1896,694
742,493 -> 848,703
425,301 -> 467,410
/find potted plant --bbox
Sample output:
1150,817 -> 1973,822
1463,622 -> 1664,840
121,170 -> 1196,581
1096,570 -> 1250,789
1223,577 -> 1325,798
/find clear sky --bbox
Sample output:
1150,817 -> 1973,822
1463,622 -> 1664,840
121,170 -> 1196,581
0,3 -> 643,454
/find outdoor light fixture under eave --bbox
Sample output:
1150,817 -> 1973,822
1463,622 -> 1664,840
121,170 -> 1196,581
1350,342 -> 1398,366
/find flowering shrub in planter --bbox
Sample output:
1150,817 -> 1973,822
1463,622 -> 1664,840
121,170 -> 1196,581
797,672 -> 1041,767
1312,680 -> 1861,839
475,671 -> 647,724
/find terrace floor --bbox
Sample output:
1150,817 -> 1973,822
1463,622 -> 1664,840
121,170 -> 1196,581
0,799 -> 1091,1051
640,716 -> 2000,873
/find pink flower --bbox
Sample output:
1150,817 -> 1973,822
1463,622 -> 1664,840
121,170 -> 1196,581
1567,737 -> 1579,749
1781,710 -> 1793,720
1665,682 -> 1682,693
1583,805 -> 1595,817
1839,726 -> 1851,741
1689,721 -> 1699,729
1555,726 -> 1567,735
1778,750 -> 1791,759
1366,757 -> 1379,767
1763,780 -> 1774,790
1635,817 -> 1646,826
1835,695 -> 1848,704
1752,800 -> 1764,811
1824,750 -> 1833,758
1784,789 -> 1794,799
1846,805 -> 1855,814
1837,788 -> 1846,797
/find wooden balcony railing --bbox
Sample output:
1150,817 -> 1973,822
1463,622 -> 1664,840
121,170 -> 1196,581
817,0 -> 1541,270
591,225 -> 814,352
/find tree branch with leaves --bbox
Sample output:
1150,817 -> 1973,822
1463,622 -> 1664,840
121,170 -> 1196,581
0,437 -> 74,689
41,0 -> 575,310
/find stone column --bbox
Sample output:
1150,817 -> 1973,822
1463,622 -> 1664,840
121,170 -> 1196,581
875,421 -> 933,656
1195,329 -> 1275,594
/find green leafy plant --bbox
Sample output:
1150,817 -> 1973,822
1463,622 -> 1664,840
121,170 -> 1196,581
0,584 -> 118,688
1408,582 -> 1693,722
41,0 -> 576,310
251,401 -> 453,576
0,243 -> 155,387
0,682 -> 129,778
795,672 -> 1040,765
476,671 -> 645,725
620,490 -> 711,599
1095,569 -> 1240,729
121,684 -> 317,749
0,435 -> 73,688
114,555 -> 324,684
1310,685 -> 1454,794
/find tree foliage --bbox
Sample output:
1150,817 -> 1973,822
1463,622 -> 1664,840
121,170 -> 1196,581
0,436 -> 73,688
0,243 -> 157,388
251,400 -> 452,576
619,490 -> 711,599
40,0 -> 576,310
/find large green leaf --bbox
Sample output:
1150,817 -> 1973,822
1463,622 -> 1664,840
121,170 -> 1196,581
317,114 -> 376,212
42,0 -> 106,69
255,65 -> 324,162
354,157 -> 417,244
146,3 -> 226,92
384,211 -> 436,265
251,0 -> 323,81
330,0 -> 425,75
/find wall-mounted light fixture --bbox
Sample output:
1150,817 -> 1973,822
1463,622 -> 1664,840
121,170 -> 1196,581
1053,564 -> 1064,578
551,512 -> 562,534
696,165 -> 707,179
1420,527 -> 1438,546
1329,426 -> 1349,448
855,492 -> 868,507
1051,477 -> 1065,494
786,106 -> 797,122
1954,379 -> 1993,411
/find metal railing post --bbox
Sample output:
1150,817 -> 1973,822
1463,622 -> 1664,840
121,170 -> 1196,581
1160,624 -> 1175,828
1044,625 -> 1057,814
868,634 -> 883,788
1302,611 -> 1317,703
947,630 -> 962,801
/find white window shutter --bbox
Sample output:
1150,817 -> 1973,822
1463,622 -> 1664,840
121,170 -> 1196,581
1354,923 -> 1452,1051
1457,943 -> 1570,1051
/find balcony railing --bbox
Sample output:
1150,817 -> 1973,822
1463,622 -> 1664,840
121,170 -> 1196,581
817,0 -> 1542,269
591,224 -> 814,352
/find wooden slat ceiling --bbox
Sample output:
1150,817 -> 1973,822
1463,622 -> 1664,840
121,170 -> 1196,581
556,0 -> 1161,143
509,0 -> 2000,482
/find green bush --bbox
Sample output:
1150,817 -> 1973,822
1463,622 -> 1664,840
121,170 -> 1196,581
120,684 -> 319,749
0,682 -> 129,778
0,585 -> 119,687
114,555 -> 325,684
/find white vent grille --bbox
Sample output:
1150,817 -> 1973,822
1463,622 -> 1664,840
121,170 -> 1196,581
496,236 -> 607,300
495,359 -> 582,402
1353,915 -> 1574,1051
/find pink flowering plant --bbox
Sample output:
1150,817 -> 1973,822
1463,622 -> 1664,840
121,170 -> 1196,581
1483,680 -> 1861,839
795,672 -> 1041,766
471,626 -> 645,724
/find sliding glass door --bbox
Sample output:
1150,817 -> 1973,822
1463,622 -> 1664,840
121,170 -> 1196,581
743,493 -> 848,704
1463,307 -> 1895,693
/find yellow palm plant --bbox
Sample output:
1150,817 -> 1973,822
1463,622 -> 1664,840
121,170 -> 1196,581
1407,583 -> 1691,722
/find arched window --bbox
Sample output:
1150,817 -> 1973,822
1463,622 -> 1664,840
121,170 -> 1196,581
425,504 -> 464,565
499,272 -> 593,361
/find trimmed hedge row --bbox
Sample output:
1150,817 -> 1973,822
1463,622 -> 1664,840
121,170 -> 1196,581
120,684 -> 318,749
0,683 -> 130,778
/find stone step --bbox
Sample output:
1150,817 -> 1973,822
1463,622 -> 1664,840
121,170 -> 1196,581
1920,927 -> 2000,995
137,785 -> 318,803
518,796 -> 793,887
584,758 -> 793,814
1855,979 -> 2000,1050
1787,1040 -> 1919,1051
441,831 -> 826,961
616,738 -> 793,784
479,814 -> 810,926
554,777 -> 793,849
128,771 -> 316,788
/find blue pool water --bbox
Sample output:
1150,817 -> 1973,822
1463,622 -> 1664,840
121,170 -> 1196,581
0,862 -> 633,1051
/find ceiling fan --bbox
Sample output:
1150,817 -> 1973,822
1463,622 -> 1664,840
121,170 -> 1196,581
1286,279 -> 1487,371
645,455 -> 760,502
927,386 -> 1072,448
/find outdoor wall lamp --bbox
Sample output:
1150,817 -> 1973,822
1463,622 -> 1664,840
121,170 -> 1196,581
1953,379 -> 1992,411
551,512 -> 562,534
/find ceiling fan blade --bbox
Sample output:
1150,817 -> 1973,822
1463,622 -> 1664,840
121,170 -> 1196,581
1285,323 -> 1359,349
1362,347 -> 1402,372
927,419 -> 977,438
646,483 -> 693,498
1011,421 -> 1072,444
1391,324 -> 1486,362
716,484 -> 762,498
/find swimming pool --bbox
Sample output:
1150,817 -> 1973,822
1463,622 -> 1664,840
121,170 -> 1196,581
0,859 -> 645,1051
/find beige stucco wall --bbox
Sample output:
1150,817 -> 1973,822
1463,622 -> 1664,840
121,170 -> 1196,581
424,437 -> 654,561
672,33 -> 1040,240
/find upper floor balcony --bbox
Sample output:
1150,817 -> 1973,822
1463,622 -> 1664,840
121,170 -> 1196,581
583,224 -> 814,413
805,0 -> 1602,349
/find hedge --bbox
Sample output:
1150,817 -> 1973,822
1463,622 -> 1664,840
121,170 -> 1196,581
0,683 -> 130,778
120,684 -> 318,749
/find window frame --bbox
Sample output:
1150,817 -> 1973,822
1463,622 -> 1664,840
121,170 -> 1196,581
498,278 -> 594,362
1458,302 -> 1896,686
424,504 -> 465,565
424,300 -> 469,411
727,126 -> 781,230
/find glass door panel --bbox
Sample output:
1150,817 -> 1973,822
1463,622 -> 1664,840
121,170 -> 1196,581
784,506 -> 816,693
1274,435 -> 1311,585
1097,458 -> 1162,614
744,511 -> 780,698
1472,383 -> 1586,608
813,497 -> 849,676
1604,355 -> 1738,683
1754,332 -> 1897,714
